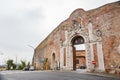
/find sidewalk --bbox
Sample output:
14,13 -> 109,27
74,69 -> 120,78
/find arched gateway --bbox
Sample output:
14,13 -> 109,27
71,36 -> 86,70
51,53 -> 56,70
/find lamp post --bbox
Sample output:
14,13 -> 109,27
28,45 -> 36,69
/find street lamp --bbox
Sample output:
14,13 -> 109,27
28,45 -> 36,69
28,45 -> 34,50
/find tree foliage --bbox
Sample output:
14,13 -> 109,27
21,60 -> 26,69
18,60 -> 30,70
6,59 -> 31,70
6,59 -> 16,70
27,61 -> 30,69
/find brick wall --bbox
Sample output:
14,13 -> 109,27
34,1 -> 120,73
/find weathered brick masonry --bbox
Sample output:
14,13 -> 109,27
33,1 -> 120,74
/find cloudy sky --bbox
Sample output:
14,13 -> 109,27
0,0 -> 117,65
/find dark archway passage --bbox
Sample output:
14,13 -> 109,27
51,53 -> 55,70
72,36 -> 86,70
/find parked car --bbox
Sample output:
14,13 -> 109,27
23,67 -> 29,71
29,66 -> 35,71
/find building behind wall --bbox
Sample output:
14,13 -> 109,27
33,1 -> 120,74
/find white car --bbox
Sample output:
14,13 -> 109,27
29,66 -> 35,71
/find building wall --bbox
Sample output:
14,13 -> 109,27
33,1 -> 120,73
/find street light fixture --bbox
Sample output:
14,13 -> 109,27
28,45 -> 35,50
27,45 -> 36,69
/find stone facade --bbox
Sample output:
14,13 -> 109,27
33,1 -> 120,74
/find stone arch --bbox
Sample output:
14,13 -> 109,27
68,33 -> 88,46
67,33 -> 91,71
71,36 -> 85,45
51,52 -> 56,70
52,53 -> 55,62
71,35 -> 86,70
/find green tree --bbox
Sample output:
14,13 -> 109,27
21,60 -> 26,69
13,63 -> 16,69
17,60 -> 30,70
27,61 -> 30,69
6,59 -> 14,70
18,65 -> 22,70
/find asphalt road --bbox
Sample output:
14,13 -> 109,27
0,71 -> 120,80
